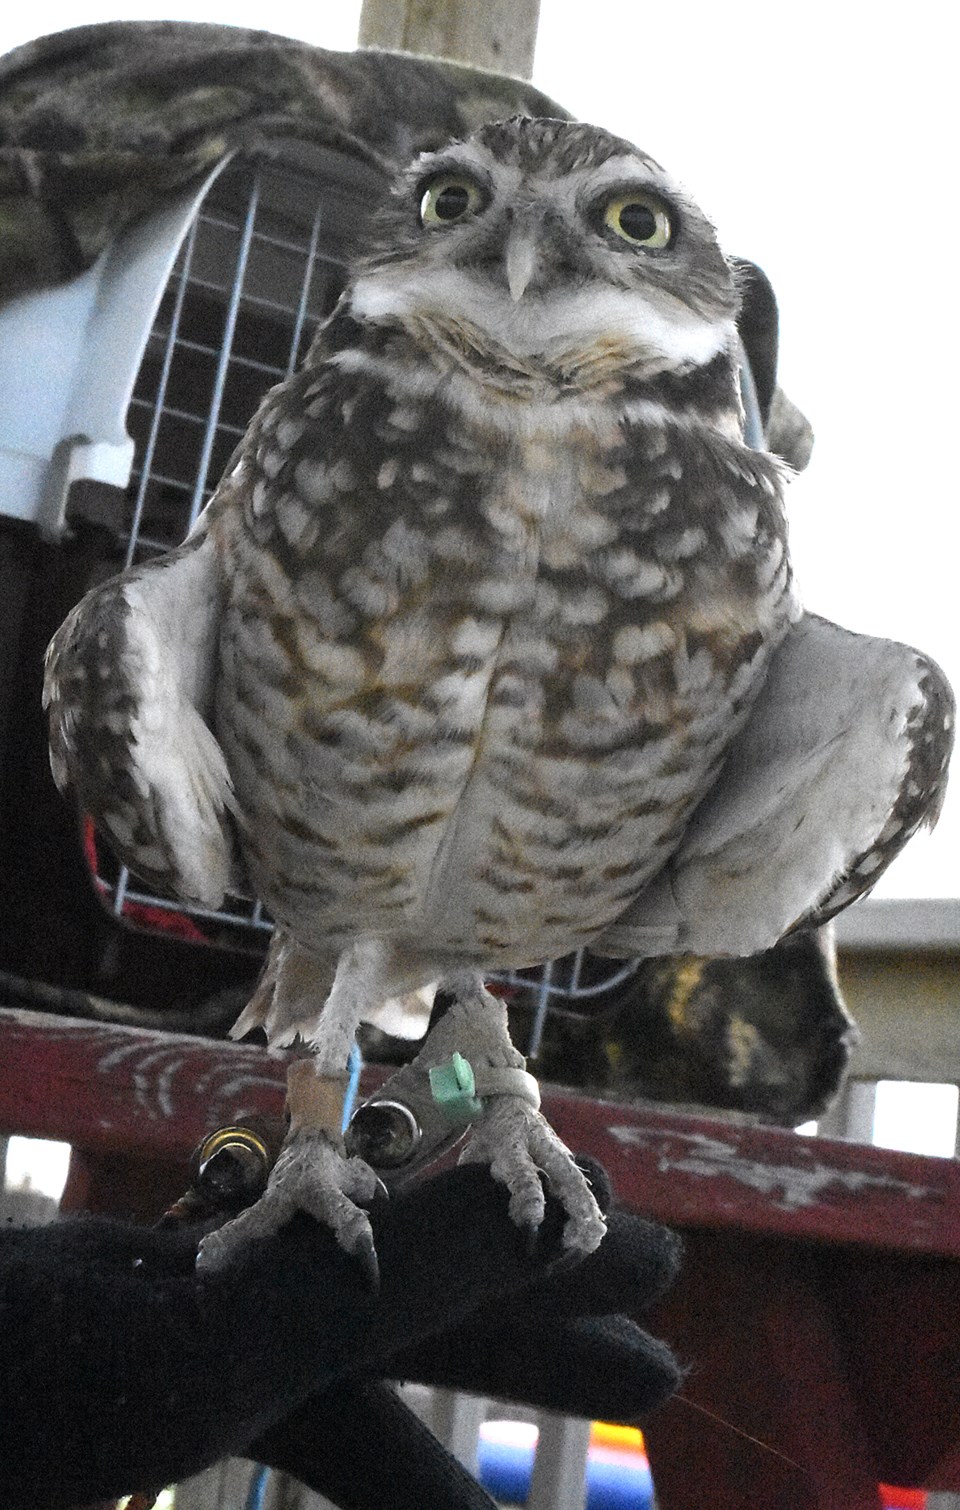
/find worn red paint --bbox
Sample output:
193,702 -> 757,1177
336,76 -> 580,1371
3,1005 -> 960,1505
1,1006 -> 959,1256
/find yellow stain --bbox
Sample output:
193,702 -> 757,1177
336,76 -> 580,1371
666,956 -> 706,1035
726,1015 -> 761,1087
603,1040 -> 624,1072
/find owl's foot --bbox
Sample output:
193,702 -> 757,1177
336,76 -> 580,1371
459,1094 -> 607,1257
195,1125 -> 382,1283
196,1060 -> 380,1280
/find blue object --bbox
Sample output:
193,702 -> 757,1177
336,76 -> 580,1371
244,1463 -> 270,1510
477,1440 -> 533,1505
342,1040 -> 363,1132
585,1454 -> 655,1509
477,1438 -> 654,1508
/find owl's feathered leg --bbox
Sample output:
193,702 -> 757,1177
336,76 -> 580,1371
437,974 -> 607,1256
198,955 -> 605,1274
197,942 -> 390,1281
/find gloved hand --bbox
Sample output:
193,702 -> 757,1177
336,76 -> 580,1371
0,1154 -> 680,1510
251,1157 -> 682,1510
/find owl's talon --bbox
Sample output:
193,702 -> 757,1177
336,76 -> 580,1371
460,1096 -> 606,1257
195,1181 -> 296,1271
195,1126 -> 382,1274
350,1227 -> 381,1290
521,1220 -> 540,1259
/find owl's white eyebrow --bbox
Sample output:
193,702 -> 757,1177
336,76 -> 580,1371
413,150 -> 495,187
566,155 -> 670,196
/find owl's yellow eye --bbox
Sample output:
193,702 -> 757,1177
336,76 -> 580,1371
419,176 -> 484,226
603,195 -> 672,248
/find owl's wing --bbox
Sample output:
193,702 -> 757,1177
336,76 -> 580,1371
43,524 -> 238,908
595,612 -> 954,960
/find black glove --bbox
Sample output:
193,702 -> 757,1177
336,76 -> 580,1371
0,1160 -> 680,1510
252,1159 -> 682,1510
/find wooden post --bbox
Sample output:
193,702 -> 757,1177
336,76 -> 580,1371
358,0 -> 542,80
528,1413 -> 591,1510
837,947 -> 960,1083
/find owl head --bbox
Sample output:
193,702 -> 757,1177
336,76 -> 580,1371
348,117 -> 740,382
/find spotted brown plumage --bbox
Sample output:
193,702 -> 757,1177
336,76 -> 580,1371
44,117 -> 952,1270
213,324 -> 791,973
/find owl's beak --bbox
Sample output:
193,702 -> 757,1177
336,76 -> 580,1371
505,222 -> 540,303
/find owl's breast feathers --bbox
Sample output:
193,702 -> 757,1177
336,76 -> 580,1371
209,311 -> 795,962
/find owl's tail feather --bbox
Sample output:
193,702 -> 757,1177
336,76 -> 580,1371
230,930 -> 336,1049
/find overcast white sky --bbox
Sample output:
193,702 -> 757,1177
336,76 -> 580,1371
2,0 -> 956,898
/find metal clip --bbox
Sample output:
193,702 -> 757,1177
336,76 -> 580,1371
345,1051 -> 485,1190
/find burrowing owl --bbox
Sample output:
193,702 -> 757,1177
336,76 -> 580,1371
45,117 -> 951,1271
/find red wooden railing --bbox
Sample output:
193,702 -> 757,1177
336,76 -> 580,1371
2,1004 -> 959,1509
